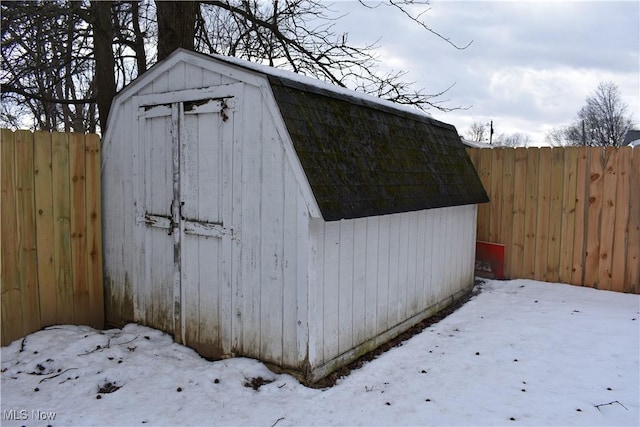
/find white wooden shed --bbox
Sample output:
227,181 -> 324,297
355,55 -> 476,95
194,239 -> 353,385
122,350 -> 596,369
102,49 -> 488,382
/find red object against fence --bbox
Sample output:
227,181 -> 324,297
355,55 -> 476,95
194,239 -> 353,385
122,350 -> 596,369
475,241 -> 506,280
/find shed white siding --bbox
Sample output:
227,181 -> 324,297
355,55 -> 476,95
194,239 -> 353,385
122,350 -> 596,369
307,204 -> 476,379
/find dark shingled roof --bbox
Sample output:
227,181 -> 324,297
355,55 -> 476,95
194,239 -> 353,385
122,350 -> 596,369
623,129 -> 640,146
266,75 -> 488,221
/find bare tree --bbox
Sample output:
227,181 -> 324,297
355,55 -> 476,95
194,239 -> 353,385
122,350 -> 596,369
494,132 -> 530,148
1,1 -> 95,131
1,0 -> 152,132
546,82 -> 633,147
544,127 -> 571,147
2,0 -> 471,132
465,121 -> 487,142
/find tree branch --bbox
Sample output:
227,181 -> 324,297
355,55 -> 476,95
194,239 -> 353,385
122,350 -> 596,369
1,84 -> 95,104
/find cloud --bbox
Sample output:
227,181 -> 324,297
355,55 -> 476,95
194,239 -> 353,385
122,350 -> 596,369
326,0 -> 640,144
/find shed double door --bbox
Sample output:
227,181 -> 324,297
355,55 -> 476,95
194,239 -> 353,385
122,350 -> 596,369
137,95 -> 235,357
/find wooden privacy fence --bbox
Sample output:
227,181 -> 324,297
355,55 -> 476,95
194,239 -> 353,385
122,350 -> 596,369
1,129 -> 103,346
467,146 -> 639,294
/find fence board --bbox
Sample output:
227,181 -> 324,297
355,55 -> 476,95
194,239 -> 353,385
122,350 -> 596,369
476,149 -> 492,242
85,134 -> 104,327
468,146 -> 637,294
559,148 -> 578,284
546,148 -> 564,282
523,148 -> 539,279
500,149 -> 515,276
571,147 -> 589,286
70,133 -> 89,324
489,149 -> 503,243
15,130 -> 40,335
34,131 -> 57,324
626,149 -> 640,293
510,148 -> 528,278
585,148 -> 604,288
598,148 -> 618,290
1,129 -> 104,346
52,132 -> 74,323
1,129 -> 21,344
611,148 -> 631,292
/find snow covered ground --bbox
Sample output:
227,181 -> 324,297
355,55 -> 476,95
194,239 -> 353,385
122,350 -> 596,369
2,279 -> 639,426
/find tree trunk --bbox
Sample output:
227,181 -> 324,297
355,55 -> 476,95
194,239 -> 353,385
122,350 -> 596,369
156,1 -> 199,61
91,1 -> 117,133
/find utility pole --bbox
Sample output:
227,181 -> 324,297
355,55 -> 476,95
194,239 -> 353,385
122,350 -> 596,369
489,120 -> 494,145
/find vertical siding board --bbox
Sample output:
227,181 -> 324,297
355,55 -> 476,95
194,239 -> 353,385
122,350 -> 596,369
397,214 -> 410,321
51,131 -> 73,323
240,88 -> 262,355
523,148 -> 539,279
103,113 -> 123,325
33,131 -> 56,326
295,195 -> 310,365
585,147 -> 604,288
597,147 -> 618,290
309,219 -> 325,364
259,130 -> 285,363
559,148 -> 578,284
387,216 -> 401,327
406,211 -> 419,316
110,100 -> 132,326
414,211 -> 426,309
571,147 -> 589,286
131,103 -> 147,325
352,218 -> 368,346
166,61 -> 186,92
470,205 -> 479,284
15,131 -> 40,335
1,129 -> 21,344
423,209 -> 435,306
364,217 -> 379,340
69,133 -> 89,325
122,100 -> 136,325
458,207 -> 470,287
429,210 -> 444,303
625,148 -> 640,293
338,220 -> 354,354
282,163 -> 299,366
181,113 -> 204,348
376,216 -> 390,334
84,134 -> 103,328
231,89 -> 244,354
546,148 -> 564,283
219,103 -> 235,356
534,147 -> 551,281
611,148 -> 630,292
323,222 -> 340,361
446,208 -> 457,295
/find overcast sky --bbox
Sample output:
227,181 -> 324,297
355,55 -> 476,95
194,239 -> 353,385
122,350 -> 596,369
328,0 -> 639,145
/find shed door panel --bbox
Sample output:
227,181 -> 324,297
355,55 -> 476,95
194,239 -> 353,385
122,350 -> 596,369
137,97 -> 234,356
180,98 -> 233,355
138,105 -> 175,333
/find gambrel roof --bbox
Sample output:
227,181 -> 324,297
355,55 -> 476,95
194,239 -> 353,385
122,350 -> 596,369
266,74 -> 488,220
110,49 -> 489,221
